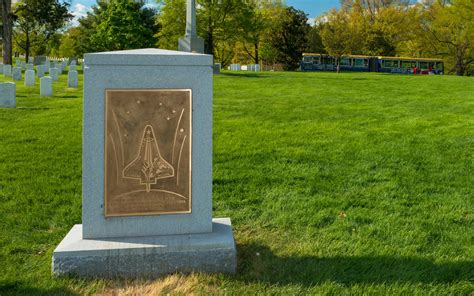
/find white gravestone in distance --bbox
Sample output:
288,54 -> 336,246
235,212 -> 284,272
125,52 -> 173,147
27,63 -> 34,70
50,68 -> 59,81
25,70 -> 35,86
0,64 -> 4,74
69,65 -> 77,71
4,65 -> 12,77
37,65 -> 45,78
40,76 -> 53,97
52,48 -> 236,278
67,70 -> 78,88
15,60 -> 20,67
0,82 -> 16,108
44,61 -> 50,73
21,62 -> 26,70
12,67 -> 22,81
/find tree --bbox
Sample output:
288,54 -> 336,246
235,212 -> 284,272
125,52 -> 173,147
14,0 -> 72,62
69,0 -> 159,56
156,0 -> 186,49
419,0 -> 473,75
320,9 -> 354,72
1,0 -> 13,64
307,24 -> 326,54
236,0 -> 284,65
89,0 -> 158,51
271,6 -> 309,70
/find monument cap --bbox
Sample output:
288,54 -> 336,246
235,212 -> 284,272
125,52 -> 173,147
85,48 -> 212,66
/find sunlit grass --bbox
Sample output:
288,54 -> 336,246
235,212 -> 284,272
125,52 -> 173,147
0,70 -> 472,295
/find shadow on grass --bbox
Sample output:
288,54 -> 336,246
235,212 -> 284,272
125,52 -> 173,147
220,72 -> 269,78
16,107 -> 51,110
0,283 -> 77,296
237,243 -> 473,285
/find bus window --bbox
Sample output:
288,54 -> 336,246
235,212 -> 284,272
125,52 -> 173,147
323,57 -> 335,65
303,56 -> 313,63
340,58 -> 351,66
383,60 -> 399,68
401,61 -> 416,68
354,59 -> 365,67
419,62 -> 429,69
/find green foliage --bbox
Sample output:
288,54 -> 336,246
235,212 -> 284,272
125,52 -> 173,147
13,0 -> 72,61
271,6 -> 310,70
0,71 -> 473,294
307,25 -> 326,54
65,0 -> 159,57
156,0 -> 186,50
418,0 -> 474,75
89,0 -> 158,51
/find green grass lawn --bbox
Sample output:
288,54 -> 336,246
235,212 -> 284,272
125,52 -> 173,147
0,70 -> 473,295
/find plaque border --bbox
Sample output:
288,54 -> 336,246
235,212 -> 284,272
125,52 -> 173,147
103,88 -> 193,218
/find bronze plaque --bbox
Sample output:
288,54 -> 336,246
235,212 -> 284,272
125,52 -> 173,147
104,89 -> 192,217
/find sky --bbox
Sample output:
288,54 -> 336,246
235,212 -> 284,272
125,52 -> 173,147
70,0 -> 340,26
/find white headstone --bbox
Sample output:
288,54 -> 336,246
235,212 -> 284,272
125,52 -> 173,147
12,67 -> 22,81
0,82 -> 16,108
50,68 -> 59,81
40,76 -> 53,97
67,70 -> 78,88
26,63 -> 34,71
37,65 -> 45,78
4,65 -> 12,77
15,60 -> 20,67
69,65 -> 77,71
0,64 -> 4,74
44,61 -> 50,73
21,62 -> 26,70
24,70 -> 35,86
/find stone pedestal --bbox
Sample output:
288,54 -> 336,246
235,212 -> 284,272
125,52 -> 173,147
52,48 -> 236,278
178,36 -> 205,54
52,218 -> 236,277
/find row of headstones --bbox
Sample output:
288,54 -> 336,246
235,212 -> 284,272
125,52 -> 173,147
0,60 -> 81,108
228,64 -> 261,72
2,61 -> 79,88
0,77 -> 57,106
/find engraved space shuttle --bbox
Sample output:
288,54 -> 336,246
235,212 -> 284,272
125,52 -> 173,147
123,125 -> 174,192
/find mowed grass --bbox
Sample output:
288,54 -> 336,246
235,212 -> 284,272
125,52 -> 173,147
0,70 -> 473,295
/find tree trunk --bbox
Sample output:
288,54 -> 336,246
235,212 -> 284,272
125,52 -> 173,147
204,30 -> 213,55
25,31 -> 30,63
204,13 -> 214,55
2,0 -> 13,65
455,47 -> 465,76
336,58 -> 340,74
254,42 -> 259,65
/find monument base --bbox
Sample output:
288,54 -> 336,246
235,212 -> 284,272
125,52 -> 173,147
52,218 -> 236,278
178,36 -> 205,53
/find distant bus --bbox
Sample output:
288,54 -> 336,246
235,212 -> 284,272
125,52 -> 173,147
301,54 -> 444,75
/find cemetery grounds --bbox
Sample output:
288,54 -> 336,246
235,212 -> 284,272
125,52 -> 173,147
0,70 -> 472,295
